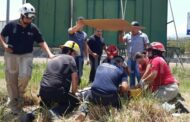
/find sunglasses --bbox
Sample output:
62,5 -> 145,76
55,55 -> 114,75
24,13 -> 35,20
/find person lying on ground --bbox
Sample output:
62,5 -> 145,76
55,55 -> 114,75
75,56 -> 129,122
39,41 -> 81,119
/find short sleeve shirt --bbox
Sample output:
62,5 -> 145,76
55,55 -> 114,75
40,55 -> 77,93
91,63 -> 128,94
87,35 -> 105,56
123,32 -> 149,59
1,19 -> 44,54
68,31 -> 87,57
149,56 -> 177,92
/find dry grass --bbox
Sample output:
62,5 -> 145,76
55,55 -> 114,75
0,62 -> 189,122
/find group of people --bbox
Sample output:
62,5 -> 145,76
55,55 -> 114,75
0,3 -> 188,122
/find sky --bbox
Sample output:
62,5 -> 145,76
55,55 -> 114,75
0,0 -> 190,38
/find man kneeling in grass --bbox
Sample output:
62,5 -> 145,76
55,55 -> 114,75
75,56 -> 129,122
39,41 -> 81,119
137,42 -> 189,113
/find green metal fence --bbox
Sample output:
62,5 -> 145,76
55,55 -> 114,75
27,0 -> 168,47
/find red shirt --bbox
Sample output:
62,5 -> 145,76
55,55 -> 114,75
149,56 -> 177,92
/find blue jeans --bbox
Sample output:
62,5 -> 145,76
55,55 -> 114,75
127,59 -> 141,87
75,56 -> 84,84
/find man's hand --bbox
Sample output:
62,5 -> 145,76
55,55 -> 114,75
86,60 -> 90,65
4,44 -> 13,53
48,53 -> 56,59
92,53 -> 99,59
77,20 -> 84,28
136,79 -> 145,88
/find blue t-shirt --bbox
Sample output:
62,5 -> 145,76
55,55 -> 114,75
123,31 -> 149,59
91,63 -> 128,94
68,31 -> 87,57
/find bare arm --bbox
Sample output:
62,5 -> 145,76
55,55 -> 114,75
120,81 -> 129,93
142,70 -> 157,85
103,45 -> 107,53
39,42 -> 55,58
71,72 -> 78,94
141,64 -> 151,80
84,41 -> 88,58
118,31 -> 126,43
68,21 -> 84,34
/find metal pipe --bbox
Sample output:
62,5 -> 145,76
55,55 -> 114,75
22,0 -> 26,4
6,0 -> 10,24
168,0 -> 179,43
70,0 -> 74,27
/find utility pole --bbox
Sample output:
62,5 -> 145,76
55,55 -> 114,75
23,0 -> 26,4
70,0 -> 74,27
6,0 -> 10,24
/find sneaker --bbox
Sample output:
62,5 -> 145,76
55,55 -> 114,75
175,100 -> 190,113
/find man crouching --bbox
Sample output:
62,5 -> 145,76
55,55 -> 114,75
75,56 -> 129,122
39,40 -> 80,119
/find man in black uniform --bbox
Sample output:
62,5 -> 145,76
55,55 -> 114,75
39,40 -> 80,118
0,3 -> 54,115
87,29 -> 107,83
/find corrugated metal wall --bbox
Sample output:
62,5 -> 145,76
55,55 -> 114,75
27,0 -> 168,47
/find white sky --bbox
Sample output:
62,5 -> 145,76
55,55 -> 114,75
0,0 -> 190,38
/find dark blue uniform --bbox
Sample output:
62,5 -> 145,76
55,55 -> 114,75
79,63 -> 128,114
1,19 -> 44,54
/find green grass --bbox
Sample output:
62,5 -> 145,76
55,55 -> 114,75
172,66 -> 190,92
0,62 -> 5,79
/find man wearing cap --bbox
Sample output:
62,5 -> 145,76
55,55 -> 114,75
68,17 -> 88,85
39,40 -> 80,119
120,21 -> 149,87
75,56 -> 129,122
0,3 -> 54,114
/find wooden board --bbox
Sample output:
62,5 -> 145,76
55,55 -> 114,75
82,19 -> 144,32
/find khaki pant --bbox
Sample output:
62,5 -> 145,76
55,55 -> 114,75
4,52 -> 33,111
154,83 -> 179,103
